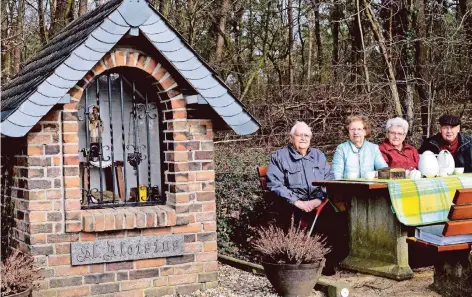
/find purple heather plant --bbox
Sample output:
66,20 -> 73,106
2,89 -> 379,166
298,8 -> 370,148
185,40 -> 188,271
253,219 -> 331,265
1,250 -> 42,296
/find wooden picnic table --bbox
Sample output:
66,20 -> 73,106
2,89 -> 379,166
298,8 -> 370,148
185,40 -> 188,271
313,180 -> 414,280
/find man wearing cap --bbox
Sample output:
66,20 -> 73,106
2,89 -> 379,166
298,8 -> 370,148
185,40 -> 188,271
418,115 -> 472,173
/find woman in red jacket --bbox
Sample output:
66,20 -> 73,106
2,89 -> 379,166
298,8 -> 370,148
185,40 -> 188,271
379,117 -> 419,169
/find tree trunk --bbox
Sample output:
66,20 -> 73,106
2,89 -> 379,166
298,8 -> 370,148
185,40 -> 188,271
314,0 -> 322,82
363,0 -> 403,116
49,0 -> 75,37
287,0 -> 294,87
350,1 -> 361,85
78,0 -> 87,16
49,0 -> 56,24
297,0 -> 306,82
356,0 -> 371,92
308,0 -> 323,82
458,0 -> 472,103
187,0 -> 194,46
1,1 -> 12,82
331,0 -> 341,80
307,10 -> 313,82
13,0 -> 25,75
215,0 -> 229,62
413,0 -> 431,138
38,0 -> 48,45
403,0 -> 415,128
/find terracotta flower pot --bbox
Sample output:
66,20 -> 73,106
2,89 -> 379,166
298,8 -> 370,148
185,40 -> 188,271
262,258 -> 326,297
5,287 -> 32,297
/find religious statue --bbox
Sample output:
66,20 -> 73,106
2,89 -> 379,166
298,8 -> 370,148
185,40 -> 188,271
88,106 -> 104,161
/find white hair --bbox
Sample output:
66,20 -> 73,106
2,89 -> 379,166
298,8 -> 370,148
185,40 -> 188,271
290,121 -> 312,135
386,117 -> 409,134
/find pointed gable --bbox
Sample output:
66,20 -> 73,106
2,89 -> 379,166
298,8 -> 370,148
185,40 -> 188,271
1,0 -> 260,137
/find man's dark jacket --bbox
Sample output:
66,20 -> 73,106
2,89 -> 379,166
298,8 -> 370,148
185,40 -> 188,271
418,132 -> 472,173
266,145 -> 334,204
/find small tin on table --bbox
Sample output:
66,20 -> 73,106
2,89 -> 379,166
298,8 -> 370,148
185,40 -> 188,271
378,168 -> 406,179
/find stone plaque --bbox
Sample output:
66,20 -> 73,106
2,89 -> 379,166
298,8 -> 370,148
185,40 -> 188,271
71,235 -> 184,265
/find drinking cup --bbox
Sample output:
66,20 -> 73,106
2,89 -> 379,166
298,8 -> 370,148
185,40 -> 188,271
454,167 -> 465,175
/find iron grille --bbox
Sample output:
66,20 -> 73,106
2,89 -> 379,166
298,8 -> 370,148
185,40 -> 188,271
79,72 -> 165,209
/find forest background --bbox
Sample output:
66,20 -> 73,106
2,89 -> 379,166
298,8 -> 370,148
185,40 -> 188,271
2,0 -> 472,260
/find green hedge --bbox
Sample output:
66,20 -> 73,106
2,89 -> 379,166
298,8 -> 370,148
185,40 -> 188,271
215,145 -> 272,261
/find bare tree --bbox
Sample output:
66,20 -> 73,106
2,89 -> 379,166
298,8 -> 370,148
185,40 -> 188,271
13,0 -> 25,74
215,0 -> 229,62
78,0 -> 87,16
287,0 -> 294,86
363,0 -> 403,116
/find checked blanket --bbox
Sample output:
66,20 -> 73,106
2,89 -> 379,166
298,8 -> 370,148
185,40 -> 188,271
381,175 -> 472,226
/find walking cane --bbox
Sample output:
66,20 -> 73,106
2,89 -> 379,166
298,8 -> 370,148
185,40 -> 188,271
307,197 -> 329,237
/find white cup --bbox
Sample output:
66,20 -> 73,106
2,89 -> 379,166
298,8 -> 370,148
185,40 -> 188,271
365,171 -> 376,179
439,168 -> 449,177
346,171 -> 359,179
454,167 -> 465,175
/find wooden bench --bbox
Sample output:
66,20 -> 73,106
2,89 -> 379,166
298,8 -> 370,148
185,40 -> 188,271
407,189 -> 472,297
257,165 -> 329,233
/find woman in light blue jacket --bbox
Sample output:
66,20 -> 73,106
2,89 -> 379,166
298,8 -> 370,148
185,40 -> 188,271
332,115 -> 388,179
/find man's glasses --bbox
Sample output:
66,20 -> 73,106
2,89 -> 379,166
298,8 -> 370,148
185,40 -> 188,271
293,133 -> 312,139
388,131 -> 405,137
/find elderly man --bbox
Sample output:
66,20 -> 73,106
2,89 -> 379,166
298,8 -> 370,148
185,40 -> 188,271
267,121 -> 334,213
266,121 -> 338,275
419,115 -> 472,173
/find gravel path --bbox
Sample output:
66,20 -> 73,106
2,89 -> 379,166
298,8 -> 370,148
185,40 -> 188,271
167,264 -> 439,297
168,264 -> 324,297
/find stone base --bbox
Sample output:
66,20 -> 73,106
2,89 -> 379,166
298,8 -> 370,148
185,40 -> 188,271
341,256 -> 413,281
431,250 -> 472,297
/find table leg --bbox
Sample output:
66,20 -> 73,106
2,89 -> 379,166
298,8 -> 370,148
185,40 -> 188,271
340,192 -> 414,280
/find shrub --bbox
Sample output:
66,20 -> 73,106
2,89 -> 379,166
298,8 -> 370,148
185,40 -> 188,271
215,144 -> 271,261
1,250 -> 42,296
253,219 -> 331,265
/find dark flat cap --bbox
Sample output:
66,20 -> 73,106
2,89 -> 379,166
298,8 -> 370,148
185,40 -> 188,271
439,115 -> 461,126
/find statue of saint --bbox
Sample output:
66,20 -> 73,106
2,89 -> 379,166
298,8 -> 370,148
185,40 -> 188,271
88,106 -> 104,161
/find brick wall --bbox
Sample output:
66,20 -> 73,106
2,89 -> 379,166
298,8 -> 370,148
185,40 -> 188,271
2,48 -> 218,297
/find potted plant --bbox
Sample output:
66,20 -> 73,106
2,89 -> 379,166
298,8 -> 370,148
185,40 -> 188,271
254,220 -> 331,297
1,250 -> 42,297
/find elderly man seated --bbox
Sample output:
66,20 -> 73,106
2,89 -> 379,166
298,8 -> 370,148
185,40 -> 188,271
266,121 -> 338,275
419,115 -> 472,173
267,121 -> 334,215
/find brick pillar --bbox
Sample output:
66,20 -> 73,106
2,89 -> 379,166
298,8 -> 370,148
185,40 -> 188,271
162,91 -> 218,291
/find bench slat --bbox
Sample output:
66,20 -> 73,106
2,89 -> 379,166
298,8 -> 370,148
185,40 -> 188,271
453,188 -> 472,205
443,219 -> 472,236
448,204 -> 472,220
407,237 -> 471,252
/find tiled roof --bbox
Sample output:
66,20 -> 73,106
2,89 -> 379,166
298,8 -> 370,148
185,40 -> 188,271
1,0 -> 122,113
0,0 -> 260,137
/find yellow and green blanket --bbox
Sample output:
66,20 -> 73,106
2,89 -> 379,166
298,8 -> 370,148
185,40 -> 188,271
380,175 -> 472,226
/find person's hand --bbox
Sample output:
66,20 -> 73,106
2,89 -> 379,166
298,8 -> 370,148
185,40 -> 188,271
294,200 -> 311,212
294,199 -> 322,212
306,199 -> 322,212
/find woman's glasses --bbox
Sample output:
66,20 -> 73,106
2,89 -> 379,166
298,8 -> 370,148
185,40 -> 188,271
349,128 -> 364,132
388,131 -> 405,137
